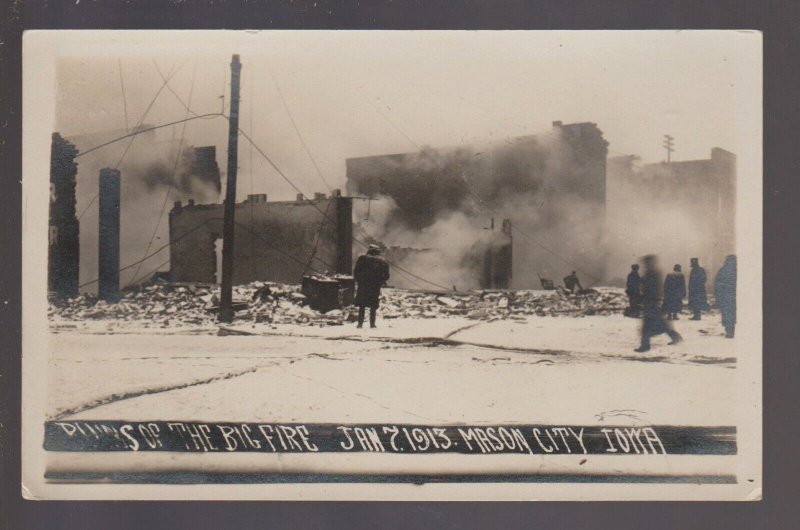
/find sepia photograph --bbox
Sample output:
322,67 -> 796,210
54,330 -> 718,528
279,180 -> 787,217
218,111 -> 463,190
21,29 -> 762,500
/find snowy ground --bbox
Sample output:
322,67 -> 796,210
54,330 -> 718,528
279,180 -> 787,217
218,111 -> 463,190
42,311 -> 742,488
48,313 -> 735,425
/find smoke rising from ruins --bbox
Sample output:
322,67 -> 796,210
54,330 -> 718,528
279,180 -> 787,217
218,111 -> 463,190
349,126 -> 609,290
69,132 -> 221,290
54,40 -> 743,293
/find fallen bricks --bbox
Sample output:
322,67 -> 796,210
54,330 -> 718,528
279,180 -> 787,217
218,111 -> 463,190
49,277 -> 635,328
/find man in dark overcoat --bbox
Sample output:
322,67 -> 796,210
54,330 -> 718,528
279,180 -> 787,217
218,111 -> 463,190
353,245 -> 390,328
625,264 -> 642,317
714,255 -> 737,338
688,257 -> 709,320
663,264 -> 686,320
635,255 -> 682,352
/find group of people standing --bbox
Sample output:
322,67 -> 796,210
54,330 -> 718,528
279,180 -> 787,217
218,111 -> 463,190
351,245 -> 738,348
625,255 -> 738,352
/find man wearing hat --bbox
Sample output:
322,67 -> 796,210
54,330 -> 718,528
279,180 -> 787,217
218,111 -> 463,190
688,257 -> 709,320
353,244 -> 390,328
625,264 -> 642,317
662,264 -> 686,320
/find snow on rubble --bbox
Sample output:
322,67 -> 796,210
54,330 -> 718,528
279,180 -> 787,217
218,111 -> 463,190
49,278 -> 632,330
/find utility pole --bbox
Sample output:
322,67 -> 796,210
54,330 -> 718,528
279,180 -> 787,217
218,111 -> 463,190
663,134 -> 674,164
219,54 -> 242,323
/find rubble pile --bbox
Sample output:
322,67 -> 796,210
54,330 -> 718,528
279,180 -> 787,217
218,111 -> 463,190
49,280 -> 630,327
379,288 -> 629,321
48,280 -> 354,328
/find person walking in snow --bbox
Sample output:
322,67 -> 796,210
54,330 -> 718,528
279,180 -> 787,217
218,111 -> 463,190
635,255 -> 682,352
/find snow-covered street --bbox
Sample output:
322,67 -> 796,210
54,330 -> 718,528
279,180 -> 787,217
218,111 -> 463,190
48,313 -> 736,426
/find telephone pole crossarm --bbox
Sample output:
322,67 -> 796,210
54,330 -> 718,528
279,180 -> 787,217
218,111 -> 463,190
663,134 -> 675,164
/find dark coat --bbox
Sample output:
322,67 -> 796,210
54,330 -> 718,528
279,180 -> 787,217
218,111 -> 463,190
663,271 -> 686,313
688,266 -> 709,311
715,260 -> 737,327
626,271 -> 641,297
564,273 -> 582,291
641,269 -> 669,336
354,254 -> 390,308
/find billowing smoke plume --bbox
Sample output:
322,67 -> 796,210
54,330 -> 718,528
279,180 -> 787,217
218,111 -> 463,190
348,123 -> 609,290
69,127 -> 221,292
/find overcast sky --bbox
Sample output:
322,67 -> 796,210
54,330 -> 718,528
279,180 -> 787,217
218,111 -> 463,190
54,30 -> 761,202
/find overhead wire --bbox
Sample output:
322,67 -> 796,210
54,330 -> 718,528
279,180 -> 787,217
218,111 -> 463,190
131,257 -> 172,286
76,63 -> 182,221
136,65 -> 338,283
234,123 -> 452,290
128,62 -> 199,287
118,58 -> 129,134
77,64 -> 461,293
75,113 -> 223,160
147,67 -> 453,291
80,214 -> 334,289
79,217 -> 223,288
74,112 -> 223,222
233,220 -> 333,274
267,62 -> 333,192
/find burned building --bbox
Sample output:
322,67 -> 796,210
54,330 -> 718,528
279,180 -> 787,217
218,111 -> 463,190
346,121 -> 607,289
169,192 -> 353,285
49,133 -> 80,299
66,124 -> 222,291
606,148 -> 736,281
479,219 -> 513,289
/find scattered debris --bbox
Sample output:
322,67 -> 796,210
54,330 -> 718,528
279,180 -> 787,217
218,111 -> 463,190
379,287 -> 630,320
49,277 -> 635,328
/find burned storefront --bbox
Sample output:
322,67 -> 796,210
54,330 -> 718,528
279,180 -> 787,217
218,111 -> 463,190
169,192 -> 353,286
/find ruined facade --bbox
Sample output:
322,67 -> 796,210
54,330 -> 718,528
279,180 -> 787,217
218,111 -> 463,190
169,192 -> 353,285
49,133 -> 80,299
345,121 -> 608,289
479,219 -> 513,289
67,124 -> 222,291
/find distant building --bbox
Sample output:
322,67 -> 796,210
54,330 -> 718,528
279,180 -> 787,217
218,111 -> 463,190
169,192 -> 353,285
607,148 -> 736,278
